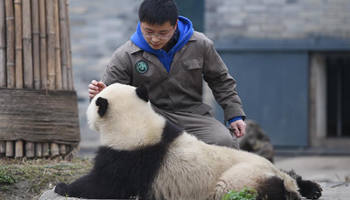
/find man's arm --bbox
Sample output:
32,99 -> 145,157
88,48 -> 132,99
229,117 -> 246,138
88,80 -> 106,99
101,49 -> 132,86
202,38 -> 246,137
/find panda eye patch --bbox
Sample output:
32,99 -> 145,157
96,97 -> 109,117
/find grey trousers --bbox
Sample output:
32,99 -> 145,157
152,106 -> 239,149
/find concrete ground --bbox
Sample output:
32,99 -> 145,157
275,156 -> 350,200
41,152 -> 349,200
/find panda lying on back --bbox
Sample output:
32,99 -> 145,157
55,83 -> 322,200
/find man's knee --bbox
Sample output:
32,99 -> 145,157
213,132 -> 239,149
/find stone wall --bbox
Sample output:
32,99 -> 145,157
69,0 -> 141,151
69,0 -> 350,153
205,0 -> 350,40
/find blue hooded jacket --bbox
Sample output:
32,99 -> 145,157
131,16 -> 194,73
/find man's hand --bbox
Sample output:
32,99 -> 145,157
230,119 -> 246,138
88,80 -> 106,99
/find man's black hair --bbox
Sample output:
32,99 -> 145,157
139,0 -> 178,26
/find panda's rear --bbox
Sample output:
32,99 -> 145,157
257,176 -> 300,200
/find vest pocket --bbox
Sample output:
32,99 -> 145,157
183,59 -> 202,70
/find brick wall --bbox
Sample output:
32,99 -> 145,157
205,0 -> 350,40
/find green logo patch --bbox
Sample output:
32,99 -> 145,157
135,60 -> 149,74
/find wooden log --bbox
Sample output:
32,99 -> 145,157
59,144 -> 66,155
43,143 -> 49,157
0,89 -> 81,144
22,0 -> 33,89
46,0 -> 56,90
50,143 -> 59,157
5,141 -> 14,157
39,0 -> 47,89
59,0 -> 68,90
53,0 -> 62,90
25,141 -> 35,158
65,144 -> 70,154
0,0 -> 6,88
0,141 -> 6,155
65,0 -> 73,90
5,0 -> 15,88
36,142 -> 43,157
32,0 -> 41,89
15,140 -> 23,158
14,0 -> 23,89
13,1 -> 24,88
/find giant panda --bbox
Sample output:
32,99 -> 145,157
55,83 -> 322,200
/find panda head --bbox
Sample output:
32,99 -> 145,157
87,83 -> 165,150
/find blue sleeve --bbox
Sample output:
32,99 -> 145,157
228,116 -> 243,124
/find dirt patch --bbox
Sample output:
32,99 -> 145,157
0,157 -> 92,200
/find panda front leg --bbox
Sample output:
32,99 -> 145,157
55,174 -> 105,198
54,182 -> 69,196
283,170 -> 322,200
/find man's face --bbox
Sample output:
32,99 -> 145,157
140,21 -> 177,50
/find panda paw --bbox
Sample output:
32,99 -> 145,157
54,182 -> 69,196
298,180 -> 322,199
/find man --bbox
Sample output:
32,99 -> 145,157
88,0 -> 246,148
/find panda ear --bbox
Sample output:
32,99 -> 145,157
136,85 -> 149,102
96,97 -> 109,117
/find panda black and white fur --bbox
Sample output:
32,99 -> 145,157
55,83 -> 322,200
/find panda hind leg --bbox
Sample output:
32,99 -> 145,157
212,164 -> 301,200
283,170 -> 322,199
258,176 -> 301,200
212,163 -> 259,200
